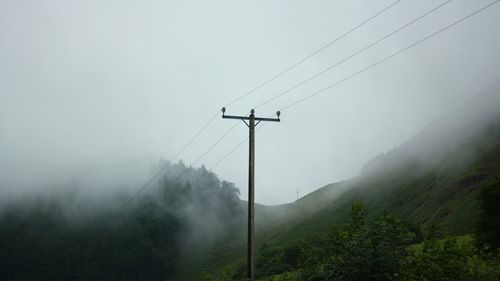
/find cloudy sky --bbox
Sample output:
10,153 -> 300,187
1,0 -> 500,204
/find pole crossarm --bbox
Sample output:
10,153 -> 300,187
222,114 -> 280,122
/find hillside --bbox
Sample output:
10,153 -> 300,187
1,89 -> 499,281
200,89 -> 500,279
0,163 -> 244,281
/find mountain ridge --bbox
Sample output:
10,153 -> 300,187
198,86 -> 500,279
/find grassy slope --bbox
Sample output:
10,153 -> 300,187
176,91 -> 500,279
264,130 -> 500,242
194,124 -> 500,279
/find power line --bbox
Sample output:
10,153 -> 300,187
186,123 -> 268,189
144,123 -> 264,206
131,0 -> 493,199
254,0 -> 453,110
224,0 -> 402,108
210,122 -> 267,171
143,113 -> 267,200
137,122 -> 240,201
132,0 -> 402,196
209,134 -> 248,171
134,120 -> 238,198
171,111 -> 220,163
134,111 -> 219,197
191,122 -> 239,166
279,0 -> 500,112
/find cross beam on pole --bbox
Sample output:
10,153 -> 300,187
221,107 -> 280,281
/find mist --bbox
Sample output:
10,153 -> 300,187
1,0 -> 500,205
2,1 -> 500,280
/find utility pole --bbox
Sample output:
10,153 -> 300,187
221,108 -> 280,281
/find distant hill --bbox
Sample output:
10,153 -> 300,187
198,85 -> 500,279
2,86 -> 499,281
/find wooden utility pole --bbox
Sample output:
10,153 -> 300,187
222,108 -> 280,281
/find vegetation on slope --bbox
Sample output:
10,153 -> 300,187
202,202 -> 500,281
0,162 -> 243,281
1,93 -> 499,280
204,92 -> 500,279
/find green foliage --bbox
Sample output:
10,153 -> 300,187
199,269 -> 236,281
193,118 -> 500,278
254,240 -> 310,278
247,203 -> 415,281
313,203 -> 413,281
247,203 -> 500,281
0,198 -> 180,281
199,272 -> 213,281
369,213 -> 415,280
322,203 -> 371,280
476,178 -> 500,250
0,162 -> 242,281
400,238 -> 500,281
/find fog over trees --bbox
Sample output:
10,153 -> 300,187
1,1 -> 500,280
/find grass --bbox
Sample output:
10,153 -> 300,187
177,127 -> 500,279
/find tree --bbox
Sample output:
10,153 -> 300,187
323,202 -> 371,281
477,178 -> 500,250
370,213 -> 415,280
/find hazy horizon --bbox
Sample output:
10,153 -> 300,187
2,0 -> 500,204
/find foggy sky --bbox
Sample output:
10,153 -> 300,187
1,0 -> 500,204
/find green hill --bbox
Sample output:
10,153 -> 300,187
1,89 -> 499,280
197,90 -> 500,279
0,163 -> 244,281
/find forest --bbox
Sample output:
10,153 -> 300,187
0,162 -> 243,281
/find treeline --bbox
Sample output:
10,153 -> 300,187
0,161 -> 243,281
